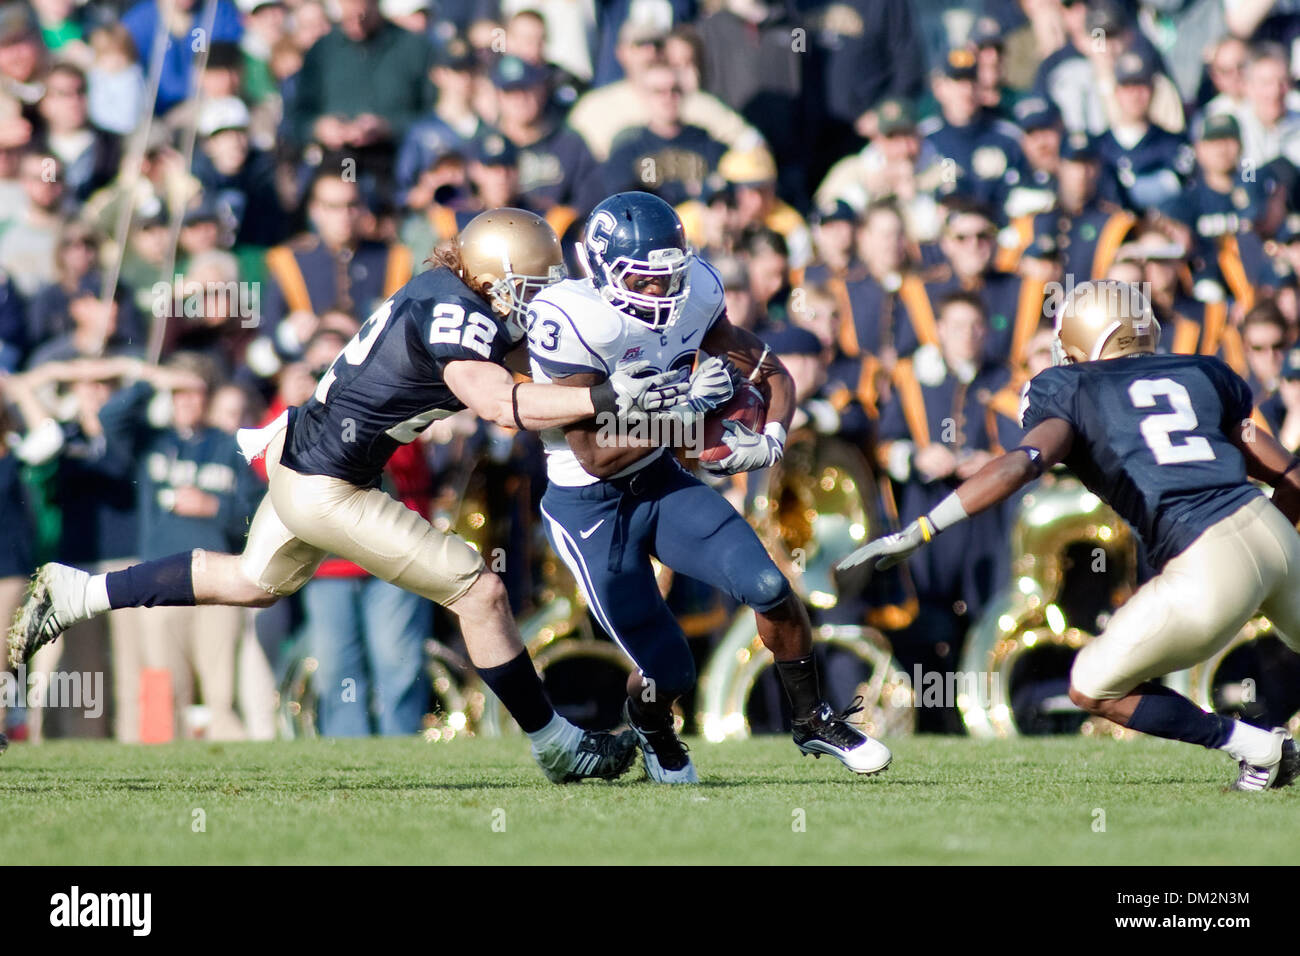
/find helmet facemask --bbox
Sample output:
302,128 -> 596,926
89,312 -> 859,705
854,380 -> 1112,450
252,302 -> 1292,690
486,262 -> 567,342
593,247 -> 693,331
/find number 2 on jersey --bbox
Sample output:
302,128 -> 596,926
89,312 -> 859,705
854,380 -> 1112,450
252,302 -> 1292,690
314,298 -> 395,403
1127,378 -> 1216,465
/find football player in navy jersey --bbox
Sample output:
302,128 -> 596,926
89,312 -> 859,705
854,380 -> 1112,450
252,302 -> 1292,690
9,209 -> 699,783
841,279 -> 1300,791
527,191 -> 892,783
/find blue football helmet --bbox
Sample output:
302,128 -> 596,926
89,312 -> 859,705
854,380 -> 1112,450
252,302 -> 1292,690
580,192 -> 693,331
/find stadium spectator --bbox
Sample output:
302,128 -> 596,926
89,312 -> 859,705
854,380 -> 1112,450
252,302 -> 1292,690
1209,42 -> 1300,169
920,47 -> 1029,212
85,25 -> 144,137
1003,94 -> 1062,218
393,36 -> 485,205
716,146 -> 810,267
4,358 -> 160,739
816,98 -> 946,243
742,226 -> 791,329
1096,50 -> 1195,212
192,95 -> 288,248
0,149 -> 66,297
0,1 -> 49,114
289,0 -> 433,180
793,0 -> 925,187
27,220 -> 144,352
34,62 -> 119,203
501,0 -> 596,84
802,199 -> 861,284
121,0 -> 243,116
876,290 -> 1008,732
101,352 -> 260,740
567,17 -> 757,162
841,199 -> 930,385
603,60 -> 725,207
487,54 -> 602,218
695,0 -> 805,200
1241,297 -> 1291,401
924,199 -> 1044,365
262,172 -> 412,329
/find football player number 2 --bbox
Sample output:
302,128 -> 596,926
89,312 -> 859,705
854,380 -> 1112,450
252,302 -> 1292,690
1128,378 -> 1215,465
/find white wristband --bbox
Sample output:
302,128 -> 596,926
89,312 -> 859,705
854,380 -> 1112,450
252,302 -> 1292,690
926,491 -> 969,534
763,421 -> 787,447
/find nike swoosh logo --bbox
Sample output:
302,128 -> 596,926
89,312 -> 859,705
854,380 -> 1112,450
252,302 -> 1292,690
681,328 -> 700,343
580,520 -> 605,539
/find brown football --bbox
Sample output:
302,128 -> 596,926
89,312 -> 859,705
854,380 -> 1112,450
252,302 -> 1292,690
699,383 -> 767,463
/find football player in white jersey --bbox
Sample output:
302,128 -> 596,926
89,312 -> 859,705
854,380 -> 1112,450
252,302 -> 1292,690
9,209 -> 692,782
526,192 -> 893,783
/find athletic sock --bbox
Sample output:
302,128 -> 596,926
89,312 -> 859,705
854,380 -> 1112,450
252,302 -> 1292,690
104,552 -> 197,609
84,574 -> 110,616
526,712 -> 577,750
1125,682 -> 1235,749
775,654 -> 823,721
1219,720 -> 1282,766
476,649 -> 555,734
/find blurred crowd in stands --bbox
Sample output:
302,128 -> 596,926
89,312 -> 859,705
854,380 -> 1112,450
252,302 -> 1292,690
5,0 -> 1300,739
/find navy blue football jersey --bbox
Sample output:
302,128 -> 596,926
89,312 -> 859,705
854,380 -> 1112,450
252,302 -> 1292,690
282,267 -> 514,485
1021,354 -> 1262,569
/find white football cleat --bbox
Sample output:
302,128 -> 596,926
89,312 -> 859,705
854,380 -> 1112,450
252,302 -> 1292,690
531,718 -> 638,783
1232,728 -> 1299,792
7,563 -> 92,668
624,701 -> 699,784
792,698 -> 892,775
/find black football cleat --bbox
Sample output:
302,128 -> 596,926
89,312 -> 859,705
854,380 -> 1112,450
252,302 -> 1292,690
792,698 -> 892,775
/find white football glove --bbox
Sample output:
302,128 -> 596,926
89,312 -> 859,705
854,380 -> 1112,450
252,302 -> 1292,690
658,355 -> 737,424
594,360 -> 691,416
700,420 -> 785,475
683,355 -> 735,412
836,519 -> 931,572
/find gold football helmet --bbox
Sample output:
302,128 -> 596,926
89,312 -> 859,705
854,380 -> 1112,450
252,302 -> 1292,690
1052,279 -> 1160,365
457,208 -> 566,340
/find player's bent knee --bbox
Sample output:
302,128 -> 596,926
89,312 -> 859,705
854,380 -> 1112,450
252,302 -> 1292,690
1068,685 -> 1104,714
744,566 -> 793,614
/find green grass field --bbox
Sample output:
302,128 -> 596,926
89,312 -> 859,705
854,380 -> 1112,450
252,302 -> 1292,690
1,735 -> 1296,865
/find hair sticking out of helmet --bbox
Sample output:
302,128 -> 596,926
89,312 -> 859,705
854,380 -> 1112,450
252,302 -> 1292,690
1052,279 -> 1161,365
582,192 -> 694,331
457,207 -> 565,342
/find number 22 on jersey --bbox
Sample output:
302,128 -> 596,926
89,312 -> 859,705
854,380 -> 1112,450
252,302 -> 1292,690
1128,378 -> 1216,465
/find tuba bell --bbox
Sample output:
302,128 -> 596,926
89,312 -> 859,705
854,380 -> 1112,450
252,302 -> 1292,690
1175,616 -> 1300,734
959,471 -> 1137,737
749,427 -> 883,610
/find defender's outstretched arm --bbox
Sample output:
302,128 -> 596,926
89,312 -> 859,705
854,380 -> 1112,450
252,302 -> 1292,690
838,417 -> 1076,571
443,359 -> 686,431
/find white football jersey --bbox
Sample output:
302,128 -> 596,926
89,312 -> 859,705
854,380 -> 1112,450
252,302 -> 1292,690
527,257 -> 726,486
